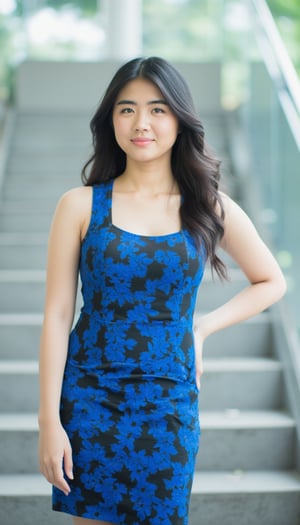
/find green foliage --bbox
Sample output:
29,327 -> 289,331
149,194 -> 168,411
13,1 -> 23,16
44,0 -> 97,16
14,0 -> 97,17
0,14 -> 17,101
267,0 -> 300,71
267,0 -> 300,18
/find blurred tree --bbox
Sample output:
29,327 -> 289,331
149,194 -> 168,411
267,0 -> 300,18
0,17 -> 11,101
14,0 -> 98,17
267,0 -> 300,73
44,0 -> 97,16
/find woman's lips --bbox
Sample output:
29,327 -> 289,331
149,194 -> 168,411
131,138 -> 154,146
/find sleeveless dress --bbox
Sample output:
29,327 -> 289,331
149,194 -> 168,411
53,179 -> 206,524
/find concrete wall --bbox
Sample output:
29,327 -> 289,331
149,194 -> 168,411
15,60 -> 222,114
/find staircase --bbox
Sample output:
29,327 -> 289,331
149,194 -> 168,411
0,108 -> 299,525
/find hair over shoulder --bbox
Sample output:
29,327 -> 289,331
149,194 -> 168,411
81,56 -> 226,278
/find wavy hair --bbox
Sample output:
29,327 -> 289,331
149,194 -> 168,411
82,56 -> 226,278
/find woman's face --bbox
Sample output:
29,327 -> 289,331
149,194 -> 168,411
112,78 -> 179,165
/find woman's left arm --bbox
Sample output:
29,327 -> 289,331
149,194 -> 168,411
193,194 -> 286,383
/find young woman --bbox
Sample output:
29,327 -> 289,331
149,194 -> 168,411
38,56 -> 286,525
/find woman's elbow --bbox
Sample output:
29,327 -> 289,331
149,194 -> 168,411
271,271 -> 287,303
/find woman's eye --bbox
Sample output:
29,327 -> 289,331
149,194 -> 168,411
152,107 -> 165,114
120,107 -> 134,114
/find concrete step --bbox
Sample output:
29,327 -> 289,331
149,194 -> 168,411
200,358 -> 283,410
0,243 -> 47,269
0,211 -> 52,233
0,413 -> 39,473
1,199 -> 62,213
6,153 -> 88,174
204,313 -> 273,357
4,169 -> 79,181
190,470 -> 300,525
13,111 -> 88,136
0,271 -> 83,313
0,358 -> 283,412
0,233 -> 48,269
0,361 -> 38,412
0,233 -> 48,244
198,410 -> 296,470
0,474 -> 69,525
0,269 -> 247,312
0,270 -> 47,312
0,313 -> 272,360
0,411 -> 295,474
197,269 -> 249,311
3,177 -> 77,198
0,314 -> 42,360
10,139 -> 89,155
4,167 -> 81,184
0,471 -> 299,525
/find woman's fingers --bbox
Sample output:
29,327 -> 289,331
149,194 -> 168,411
63,444 -> 74,481
39,424 -> 73,495
41,459 -> 71,495
40,446 -> 73,495
51,462 -> 71,495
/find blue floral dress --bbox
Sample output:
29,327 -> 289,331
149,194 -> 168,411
52,179 -> 206,524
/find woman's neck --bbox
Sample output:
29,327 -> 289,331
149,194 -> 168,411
117,161 -> 178,196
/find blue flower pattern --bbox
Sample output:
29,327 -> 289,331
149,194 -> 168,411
53,180 -> 206,524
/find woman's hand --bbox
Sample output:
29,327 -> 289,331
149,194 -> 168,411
39,420 -> 73,496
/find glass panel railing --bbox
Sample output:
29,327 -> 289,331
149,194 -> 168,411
236,0 -> 300,330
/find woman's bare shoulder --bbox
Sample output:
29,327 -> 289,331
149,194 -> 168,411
58,185 -> 92,205
214,190 -> 233,217
217,191 -> 247,221
51,186 -> 93,237
55,186 -> 92,216
218,190 -> 235,207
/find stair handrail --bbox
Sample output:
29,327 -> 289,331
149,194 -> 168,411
0,106 -> 15,199
247,0 -> 300,148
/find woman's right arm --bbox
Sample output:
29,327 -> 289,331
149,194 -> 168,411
38,187 -> 90,495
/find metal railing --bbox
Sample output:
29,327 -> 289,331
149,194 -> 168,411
247,0 -> 300,147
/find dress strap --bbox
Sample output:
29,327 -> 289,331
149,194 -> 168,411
89,180 -> 113,230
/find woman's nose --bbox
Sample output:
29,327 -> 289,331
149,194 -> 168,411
135,125 -> 148,131
133,111 -> 150,131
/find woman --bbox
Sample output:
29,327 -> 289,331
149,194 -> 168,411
38,56 -> 286,525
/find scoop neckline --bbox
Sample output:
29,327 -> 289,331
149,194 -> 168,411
109,179 -> 182,239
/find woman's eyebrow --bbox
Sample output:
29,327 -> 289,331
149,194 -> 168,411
148,100 -> 168,105
116,99 -> 168,106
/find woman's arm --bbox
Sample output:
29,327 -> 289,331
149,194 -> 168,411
38,187 -> 91,495
194,194 -> 286,384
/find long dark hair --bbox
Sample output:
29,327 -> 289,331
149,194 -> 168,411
82,56 -> 226,278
